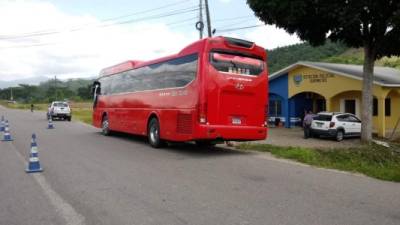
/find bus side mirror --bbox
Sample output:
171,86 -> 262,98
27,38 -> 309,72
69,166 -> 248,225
91,81 -> 101,96
95,86 -> 101,95
92,81 -> 101,108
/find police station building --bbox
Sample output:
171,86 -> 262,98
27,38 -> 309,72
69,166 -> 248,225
268,61 -> 400,137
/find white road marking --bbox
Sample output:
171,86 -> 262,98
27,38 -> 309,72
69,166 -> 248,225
10,143 -> 86,225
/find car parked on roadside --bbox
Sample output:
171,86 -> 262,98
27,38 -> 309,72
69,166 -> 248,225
47,101 -> 71,121
310,112 -> 361,141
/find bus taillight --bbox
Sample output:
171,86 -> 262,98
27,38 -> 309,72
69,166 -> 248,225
264,104 -> 268,127
199,103 -> 207,124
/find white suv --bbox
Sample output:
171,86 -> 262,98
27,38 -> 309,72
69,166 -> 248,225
310,112 -> 361,141
47,101 -> 72,121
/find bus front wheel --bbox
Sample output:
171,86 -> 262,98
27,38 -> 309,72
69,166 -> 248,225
148,118 -> 165,148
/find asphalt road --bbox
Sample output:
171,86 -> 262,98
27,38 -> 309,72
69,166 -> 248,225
1,106 -> 400,225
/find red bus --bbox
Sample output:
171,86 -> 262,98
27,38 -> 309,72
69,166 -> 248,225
92,36 -> 268,147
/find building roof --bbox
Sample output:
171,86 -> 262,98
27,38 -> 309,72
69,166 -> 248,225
269,61 -> 400,87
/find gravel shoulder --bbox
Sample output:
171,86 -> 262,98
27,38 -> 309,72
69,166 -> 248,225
254,127 -> 361,148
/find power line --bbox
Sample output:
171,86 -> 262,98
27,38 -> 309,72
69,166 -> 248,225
0,0 -> 192,38
94,0 -> 192,23
214,15 -> 253,22
218,18 -> 256,29
168,16 -> 198,28
169,15 -> 256,30
0,5 -> 198,40
99,7 -> 199,28
0,16 -> 199,49
0,6 -> 199,40
0,42 -> 56,49
0,19 -> 264,50
216,24 -> 265,33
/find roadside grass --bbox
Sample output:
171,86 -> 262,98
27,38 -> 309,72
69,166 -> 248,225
71,108 -> 92,124
0,100 -> 93,124
237,143 -> 400,182
0,101 -> 48,111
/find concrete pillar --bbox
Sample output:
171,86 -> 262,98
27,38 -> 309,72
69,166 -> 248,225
377,97 -> 386,137
285,98 -> 291,128
326,98 -> 331,112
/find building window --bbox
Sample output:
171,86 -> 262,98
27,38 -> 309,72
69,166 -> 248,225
385,98 -> 391,116
269,99 -> 282,117
373,98 -> 378,116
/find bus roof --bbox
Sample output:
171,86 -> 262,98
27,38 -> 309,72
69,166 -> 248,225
98,36 -> 265,77
99,60 -> 143,77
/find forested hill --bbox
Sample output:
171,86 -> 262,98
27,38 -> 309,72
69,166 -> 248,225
267,41 -> 348,73
267,42 -> 400,74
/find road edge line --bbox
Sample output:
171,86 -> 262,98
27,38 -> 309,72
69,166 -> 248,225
10,143 -> 86,225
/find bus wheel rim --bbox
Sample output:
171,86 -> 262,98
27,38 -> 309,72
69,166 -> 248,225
150,124 -> 158,143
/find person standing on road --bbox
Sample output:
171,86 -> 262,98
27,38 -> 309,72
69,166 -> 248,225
303,110 -> 313,139
30,103 -> 34,112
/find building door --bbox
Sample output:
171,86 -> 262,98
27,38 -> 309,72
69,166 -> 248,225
316,99 -> 326,113
303,99 -> 313,112
344,100 -> 356,115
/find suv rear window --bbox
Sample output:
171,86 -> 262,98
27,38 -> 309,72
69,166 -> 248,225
54,103 -> 68,107
313,115 -> 332,121
210,52 -> 264,76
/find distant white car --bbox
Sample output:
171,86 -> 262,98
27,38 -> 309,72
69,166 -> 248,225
47,101 -> 71,121
310,112 -> 361,141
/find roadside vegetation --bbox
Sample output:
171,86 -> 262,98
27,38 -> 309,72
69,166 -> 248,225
0,100 -> 93,124
267,42 -> 400,74
69,102 -> 93,124
237,143 -> 400,182
267,41 -> 348,73
0,78 -> 93,103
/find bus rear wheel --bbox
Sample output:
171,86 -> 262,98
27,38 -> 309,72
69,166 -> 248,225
102,115 -> 112,136
148,118 -> 165,148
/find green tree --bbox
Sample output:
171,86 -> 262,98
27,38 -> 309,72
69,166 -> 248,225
248,0 -> 400,143
77,84 -> 92,100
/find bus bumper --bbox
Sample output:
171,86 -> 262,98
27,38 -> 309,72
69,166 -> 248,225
195,124 -> 267,141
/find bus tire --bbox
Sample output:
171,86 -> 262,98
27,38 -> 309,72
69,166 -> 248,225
148,117 -> 165,148
102,115 -> 112,136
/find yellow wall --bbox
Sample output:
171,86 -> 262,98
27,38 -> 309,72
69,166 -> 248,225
288,66 -> 386,98
287,66 -> 400,137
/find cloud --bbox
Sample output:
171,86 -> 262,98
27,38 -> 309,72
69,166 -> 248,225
242,21 -> 302,50
0,1 -> 197,81
0,1 -> 301,81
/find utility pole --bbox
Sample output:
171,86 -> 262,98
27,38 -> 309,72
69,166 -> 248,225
54,75 -> 57,100
204,0 -> 212,37
198,0 -> 203,39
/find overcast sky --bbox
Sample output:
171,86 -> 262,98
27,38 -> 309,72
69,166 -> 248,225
0,0 -> 300,81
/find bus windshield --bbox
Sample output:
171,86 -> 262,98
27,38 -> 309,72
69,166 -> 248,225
210,52 -> 264,76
